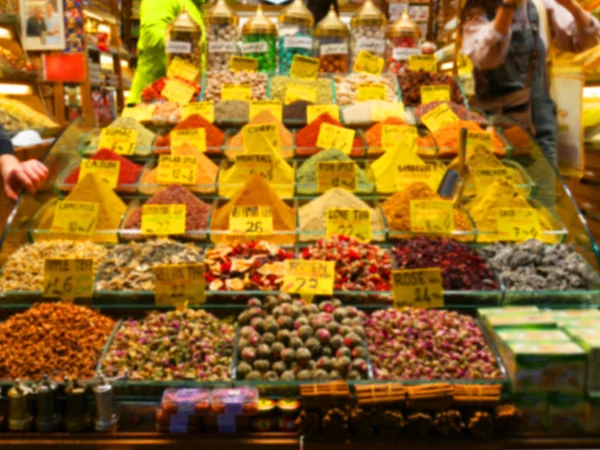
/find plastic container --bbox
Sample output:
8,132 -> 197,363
241,5 -> 277,73
205,0 -> 239,71
211,387 -> 259,416
315,5 -> 350,74
166,6 -> 203,82
350,0 -> 387,69
386,10 -> 421,74
278,0 -> 314,75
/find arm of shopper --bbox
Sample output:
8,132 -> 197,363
547,0 -> 600,52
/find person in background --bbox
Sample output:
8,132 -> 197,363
461,0 -> 600,163
44,1 -> 61,45
0,127 -> 49,201
26,6 -> 46,37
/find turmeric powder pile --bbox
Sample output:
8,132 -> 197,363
433,121 -> 506,158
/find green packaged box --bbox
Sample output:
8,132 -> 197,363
486,311 -> 556,332
513,393 -> 547,432
568,335 -> 600,394
496,329 -> 572,343
564,327 -> 600,341
547,393 -> 586,434
477,307 -> 540,319
556,318 -> 600,328
551,309 -> 600,320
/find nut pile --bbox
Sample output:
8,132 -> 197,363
397,70 -> 463,106
0,303 -> 115,381
206,25 -> 238,70
205,241 -> 294,291
102,309 -> 234,381
334,73 -> 397,105
236,295 -> 369,381
203,71 -> 268,102
300,236 -> 392,291
366,308 -> 502,380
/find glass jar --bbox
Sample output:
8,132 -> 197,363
386,10 -> 421,74
350,0 -> 387,69
166,6 -> 203,82
315,4 -> 349,74
241,4 -> 277,73
278,0 -> 314,75
206,0 -> 239,71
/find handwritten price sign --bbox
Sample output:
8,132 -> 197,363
282,260 -> 335,296
141,204 -> 187,236
392,268 -> 444,309
43,258 -> 94,299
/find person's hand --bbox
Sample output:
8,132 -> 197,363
1,155 -> 49,201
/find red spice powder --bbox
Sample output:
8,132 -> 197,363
65,148 -> 142,186
365,117 -> 435,151
295,113 -> 363,153
154,114 -> 225,152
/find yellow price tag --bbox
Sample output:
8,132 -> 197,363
182,102 -> 214,122
353,50 -> 385,75
230,56 -> 259,73
396,163 -> 434,191
496,208 -> 541,242
43,258 -> 94,299
466,130 -> 493,153
392,268 -> 444,309
290,55 -> 320,79
420,103 -> 460,132
316,123 -> 355,155
382,125 -> 417,153
229,206 -> 274,235
285,83 -> 317,104
161,78 -> 196,105
122,104 -> 154,122
371,103 -> 405,122
408,54 -> 437,72
157,155 -> 198,184
282,260 -> 336,296
171,127 -> 207,153
306,104 -> 339,123
357,83 -> 388,102
51,201 -> 99,236
78,160 -> 120,189
474,167 -> 510,194
421,85 -> 451,104
316,161 -> 357,193
221,84 -> 252,102
326,208 -> 372,242
167,56 -> 199,82
234,154 -> 275,182
250,100 -> 283,122
141,204 -> 187,236
409,200 -> 455,234
98,128 -> 138,156
242,123 -> 280,153
153,263 -> 206,308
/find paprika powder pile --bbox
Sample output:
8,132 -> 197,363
432,121 -> 506,158
365,117 -> 435,157
154,114 -> 225,153
295,113 -> 365,157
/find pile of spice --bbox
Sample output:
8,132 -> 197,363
203,70 -> 268,102
0,97 -> 58,131
226,110 -> 294,159
393,238 -> 497,291
296,149 -> 374,195
205,241 -> 294,291
153,114 -> 225,152
479,240 -> 597,291
299,188 -> 385,242
366,308 -> 502,380
102,309 -> 234,381
0,240 -> 107,292
296,113 -> 364,156
502,125 -> 536,155
141,77 -> 201,103
95,240 -> 204,292
215,100 -> 250,124
123,185 -> 212,236
414,101 -> 487,125
269,76 -> 333,105
333,73 -> 397,105
140,143 -> 218,195
63,149 -> 143,193
364,117 -> 435,156
87,116 -> 155,156
152,102 -> 181,124
301,236 -> 392,291
397,70 -> 463,106
341,100 -> 403,126
236,295 -> 369,381
283,100 -> 314,123
0,303 -> 115,381
210,175 -> 297,245
36,173 -> 126,244
431,121 -> 506,158
381,182 -> 472,234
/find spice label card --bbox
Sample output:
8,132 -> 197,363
316,123 -> 355,155
466,130 -> 493,154
229,206 -> 274,235
250,100 -> 283,122
282,260 -> 335,295
371,103 -> 405,122
98,128 -> 138,156
230,55 -> 259,73
408,54 -> 437,72
222,84 -> 252,102
78,160 -> 120,189
43,258 -> 94,299
153,263 -> 206,308
420,103 -> 460,132
243,123 -> 281,154
122,104 -> 154,122
496,208 -> 541,241
421,85 -> 450,104
474,167 -> 510,194
326,208 -> 372,243
382,124 -> 417,153
235,154 -> 275,181
317,161 -> 357,192
161,78 -> 196,105
290,55 -> 320,79
141,204 -> 187,236
285,84 -> 318,105
167,56 -> 199,82
171,128 -> 207,153
183,102 -> 214,123
409,200 -> 455,234
157,155 -> 198,184
307,105 -> 340,123
353,50 -> 385,76
357,83 -> 388,102
392,268 -> 444,309
51,201 -> 99,236
396,163 -> 434,191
